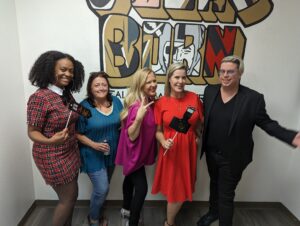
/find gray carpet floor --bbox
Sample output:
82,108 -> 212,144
21,201 -> 300,226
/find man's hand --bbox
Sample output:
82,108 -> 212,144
292,132 -> 300,148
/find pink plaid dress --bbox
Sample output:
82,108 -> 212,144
27,88 -> 80,185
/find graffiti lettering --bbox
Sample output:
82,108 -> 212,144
100,14 -> 246,86
102,15 -> 141,87
87,0 -> 274,27
87,0 -> 272,88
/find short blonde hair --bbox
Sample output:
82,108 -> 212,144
164,62 -> 187,96
221,55 -> 244,75
120,68 -> 154,121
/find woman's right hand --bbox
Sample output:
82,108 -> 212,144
156,126 -> 174,150
49,128 -> 69,145
161,138 -> 174,150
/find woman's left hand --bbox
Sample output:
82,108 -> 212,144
92,141 -> 110,152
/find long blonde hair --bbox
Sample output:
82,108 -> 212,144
120,68 -> 154,121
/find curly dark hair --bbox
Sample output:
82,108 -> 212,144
28,50 -> 85,92
86,72 -> 112,108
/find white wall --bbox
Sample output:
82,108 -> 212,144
15,0 -> 100,200
12,0 -> 300,220
0,0 -> 35,225
236,1 -> 300,219
281,108 -> 300,217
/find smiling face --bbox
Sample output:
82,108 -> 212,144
53,58 -> 74,88
90,76 -> 109,100
219,62 -> 241,90
169,68 -> 187,96
142,72 -> 157,98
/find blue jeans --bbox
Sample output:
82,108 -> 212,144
88,166 -> 114,221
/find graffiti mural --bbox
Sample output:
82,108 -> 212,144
86,0 -> 274,96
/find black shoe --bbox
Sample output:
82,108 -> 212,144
196,212 -> 218,226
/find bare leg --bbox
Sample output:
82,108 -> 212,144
51,177 -> 78,226
165,202 -> 183,226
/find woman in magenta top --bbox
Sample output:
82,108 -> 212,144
115,68 -> 157,226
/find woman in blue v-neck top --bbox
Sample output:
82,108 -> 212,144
76,72 -> 123,226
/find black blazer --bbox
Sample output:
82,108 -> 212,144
201,84 -> 297,174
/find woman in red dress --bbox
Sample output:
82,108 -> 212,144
151,63 -> 204,226
27,51 -> 85,226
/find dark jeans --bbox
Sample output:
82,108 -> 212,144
123,166 -> 148,226
206,151 -> 243,226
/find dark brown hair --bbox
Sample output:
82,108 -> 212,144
86,71 -> 112,107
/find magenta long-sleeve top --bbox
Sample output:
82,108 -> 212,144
115,101 -> 157,175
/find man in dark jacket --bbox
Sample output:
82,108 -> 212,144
197,55 -> 300,226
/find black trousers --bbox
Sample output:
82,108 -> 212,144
122,166 -> 148,226
206,151 -> 243,226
